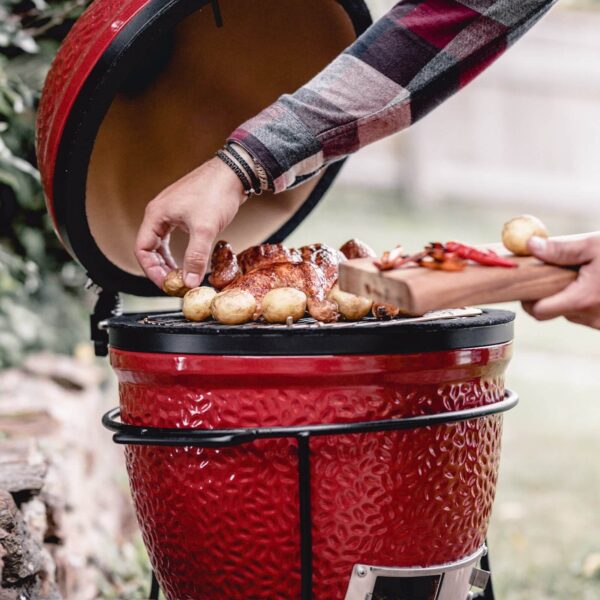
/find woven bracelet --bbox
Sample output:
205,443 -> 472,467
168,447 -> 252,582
225,143 -> 262,194
216,150 -> 256,196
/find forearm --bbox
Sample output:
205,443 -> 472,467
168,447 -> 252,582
228,0 -> 557,193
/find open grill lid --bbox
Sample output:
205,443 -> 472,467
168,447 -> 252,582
36,0 -> 372,296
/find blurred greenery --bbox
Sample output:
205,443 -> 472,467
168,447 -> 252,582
0,0 -> 91,367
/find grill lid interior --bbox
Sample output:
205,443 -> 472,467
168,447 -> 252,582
47,0 -> 371,296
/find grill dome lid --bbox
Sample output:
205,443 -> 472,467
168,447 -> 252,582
37,0 -> 371,296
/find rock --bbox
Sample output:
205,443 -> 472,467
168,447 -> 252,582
0,354 -> 139,599
0,442 -> 47,497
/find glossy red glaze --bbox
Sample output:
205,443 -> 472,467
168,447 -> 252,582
36,0 -> 146,234
111,344 -> 512,600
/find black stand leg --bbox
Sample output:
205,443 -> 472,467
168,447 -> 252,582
149,571 -> 160,600
297,434 -> 313,600
480,544 -> 495,600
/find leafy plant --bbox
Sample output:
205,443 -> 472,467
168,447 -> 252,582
0,0 -> 92,368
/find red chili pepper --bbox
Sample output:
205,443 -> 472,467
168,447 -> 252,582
445,241 -> 518,268
419,252 -> 466,272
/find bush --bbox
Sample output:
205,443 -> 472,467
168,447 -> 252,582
0,0 -> 92,367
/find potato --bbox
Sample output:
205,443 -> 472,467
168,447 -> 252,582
182,287 -> 217,322
502,215 -> 549,256
211,289 -> 256,325
328,284 -> 372,321
162,269 -> 190,297
261,288 -> 307,323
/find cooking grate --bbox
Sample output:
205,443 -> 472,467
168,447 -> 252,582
139,307 -> 483,330
107,307 -> 514,356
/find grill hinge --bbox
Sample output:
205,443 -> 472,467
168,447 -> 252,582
88,279 -> 121,357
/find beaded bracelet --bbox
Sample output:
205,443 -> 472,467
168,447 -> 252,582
216,150 -> 256,197
225,143 -> 262,194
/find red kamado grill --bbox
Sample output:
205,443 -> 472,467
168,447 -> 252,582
36,1 -> 518,599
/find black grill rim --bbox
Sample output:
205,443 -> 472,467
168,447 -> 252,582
107,308 -> 515,356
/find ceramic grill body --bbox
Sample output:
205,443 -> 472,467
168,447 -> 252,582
106,312 -> 515,600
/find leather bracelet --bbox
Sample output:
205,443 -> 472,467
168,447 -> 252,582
216,150 -> 256,197
254,159 -> 272,192
225,143 -> 262,194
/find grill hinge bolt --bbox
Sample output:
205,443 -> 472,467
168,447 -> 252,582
469,567 -> 490,590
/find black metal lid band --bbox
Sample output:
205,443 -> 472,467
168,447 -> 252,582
102,389 -> 518,448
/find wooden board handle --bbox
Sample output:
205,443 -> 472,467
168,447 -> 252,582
339,255 -> 578,316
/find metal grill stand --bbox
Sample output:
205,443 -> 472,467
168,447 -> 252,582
103,391 -> 517,600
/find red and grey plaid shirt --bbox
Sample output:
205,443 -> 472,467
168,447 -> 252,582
229,0 -> 557,193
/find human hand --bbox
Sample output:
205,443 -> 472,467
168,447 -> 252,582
523,232 -> 600,329
135,157 -> 246,290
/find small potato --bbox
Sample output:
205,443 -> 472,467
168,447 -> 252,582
502,215 -> 549,256
328,284 -> 372,321
211,289 -> 256,325
162,269 -> 190,297
262,287 -> 307,323
182,287 -> 217,322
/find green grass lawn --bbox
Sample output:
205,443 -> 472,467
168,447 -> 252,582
122,184 -> 600,598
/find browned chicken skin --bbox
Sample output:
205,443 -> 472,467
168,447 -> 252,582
238,243 -> 301,274
208,241 -> 241,289
225,261 -> 338,322
208,238 -> 391,323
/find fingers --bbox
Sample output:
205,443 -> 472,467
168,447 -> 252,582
521,301 -> 535,317
135,205 -> 174,288
566,313 -> 600,330
527,278 -> 590,321
523,300 -> 600,329
183,225 -> 213,288
157,233 -> 178,270
528,235 -> 598,266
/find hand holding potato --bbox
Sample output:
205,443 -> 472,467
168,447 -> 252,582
135,158 -> 246,290
502,215 -> 548,256
162,269 -> 190,297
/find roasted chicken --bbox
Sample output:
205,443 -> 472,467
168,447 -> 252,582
180,237 -> 402,324
210,241 -> 342,322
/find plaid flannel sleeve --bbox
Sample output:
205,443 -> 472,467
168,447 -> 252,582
228,0 -> 557,193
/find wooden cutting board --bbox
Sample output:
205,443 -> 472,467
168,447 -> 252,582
338,248 -> 578,316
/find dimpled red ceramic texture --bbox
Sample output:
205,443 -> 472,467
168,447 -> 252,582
112,344 -> 511,600
36,0 -> 147,227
